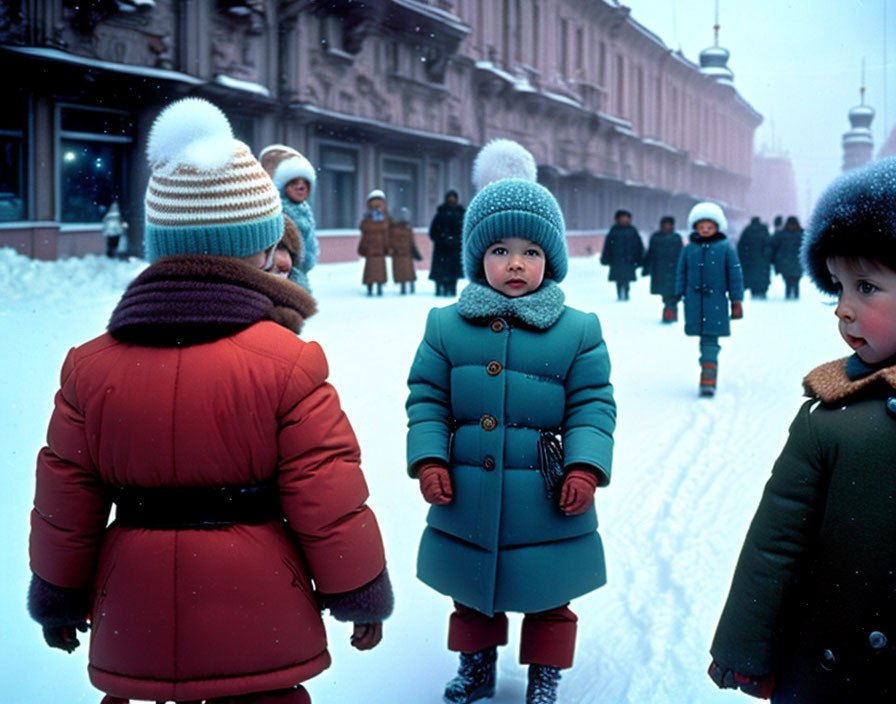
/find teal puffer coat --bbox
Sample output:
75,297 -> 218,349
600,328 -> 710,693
406,303 -> 615,616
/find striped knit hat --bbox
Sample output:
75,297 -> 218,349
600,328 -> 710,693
144,98 -> 283,262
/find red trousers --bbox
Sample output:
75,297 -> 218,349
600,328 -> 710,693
447,602 -> 578,669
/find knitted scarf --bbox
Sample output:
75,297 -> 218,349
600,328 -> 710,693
456,280 -> 566,329
281,198 -> 319,290
108,255 -> 317,347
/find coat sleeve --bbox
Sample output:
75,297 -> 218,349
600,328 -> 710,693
276,341 -> 386,595
673,246 -> 688,299
30,349 -> 112,589
299,218 -> 319,273
710,401 -> 826,677
561,314 -> 616,486
726,243 -> 745,302
600,232 -> 613,265
405,308 -> 453,476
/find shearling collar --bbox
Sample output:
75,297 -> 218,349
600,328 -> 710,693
803,355 -> 896,404
456,280 -> 565,329
108,255 -> 316,347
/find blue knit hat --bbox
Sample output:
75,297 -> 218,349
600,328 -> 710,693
144,98 -> 283,262
463,139 -> 567,283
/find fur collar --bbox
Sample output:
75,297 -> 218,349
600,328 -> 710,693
108,255 -> 316,347
457,280 -> 565,329
803,355 -> 896,404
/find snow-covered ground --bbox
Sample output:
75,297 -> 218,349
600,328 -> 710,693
0,248 -> 846,703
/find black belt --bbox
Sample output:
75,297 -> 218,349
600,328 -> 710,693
111,482 -> 281,529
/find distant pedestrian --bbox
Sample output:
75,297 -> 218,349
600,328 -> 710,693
101,200 -> 128,258
600,209 -> 644,300
358,189 -> 390,296
259,144 -> 319,292
673,202 -> 745,396
770,216 -> 804,299
389,207 -> 420,295
737,216 -> 772,299
642,215 -> 683,322
428,190 -> 465,296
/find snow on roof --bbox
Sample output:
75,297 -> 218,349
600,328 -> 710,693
213,74 -> 271,98
295,103 -> 472,147
3,46 -> 204,85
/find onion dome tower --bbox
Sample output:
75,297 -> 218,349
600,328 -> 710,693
698,1 -> 734,86
842,63 -> 875,171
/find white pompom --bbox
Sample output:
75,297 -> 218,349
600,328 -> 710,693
147,98 -> 235,173
472,138 -> 537,191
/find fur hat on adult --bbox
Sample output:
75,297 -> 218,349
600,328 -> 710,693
802,157 -> 896,294
259,144 -> 316,193
687,201 -> 728,234
144,98 -> 283,262
462,138 -> 568,283
367,189 -> 386,203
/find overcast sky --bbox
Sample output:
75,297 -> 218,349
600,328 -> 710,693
626,0 -> 896,219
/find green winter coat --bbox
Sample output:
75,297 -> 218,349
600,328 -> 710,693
711,356 -> 896,702
406,283 -> 616,616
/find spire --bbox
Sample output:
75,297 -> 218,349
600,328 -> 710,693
842,58 -> 875,171
699,0 -> 733,85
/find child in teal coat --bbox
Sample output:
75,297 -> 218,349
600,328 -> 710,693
674,201 -> 745,396
405,140 -> 616,704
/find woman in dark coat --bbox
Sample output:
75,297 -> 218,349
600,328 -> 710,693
600,209 -> 644,300
770,216 -> 804,299
642,215 -> 683,321
737,216 -> 772,299
428,190 -> 465,296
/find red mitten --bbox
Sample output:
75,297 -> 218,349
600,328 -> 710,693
708,661 -> 774,699
558,468 -> 599,515
418,463 -> 453,505
731,300 -> 744,319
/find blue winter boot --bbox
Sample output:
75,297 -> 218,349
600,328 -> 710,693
526,664 -> 561,704
443,646 -> 497,703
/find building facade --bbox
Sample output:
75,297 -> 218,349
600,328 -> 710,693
1,0 -> 761,260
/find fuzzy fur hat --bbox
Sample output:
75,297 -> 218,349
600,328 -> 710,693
259,144 -> 316,193
463,139 -> 567,283
688,201 -> 728,233
280,214 -> 302,264
803,157 -> 896,294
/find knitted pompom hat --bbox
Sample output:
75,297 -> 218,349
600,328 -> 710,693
802,157 -> 896,294
687,201 -> 727,233
144,98 -> 282,262
463,139 -> 567,283
259,144 -> 317,193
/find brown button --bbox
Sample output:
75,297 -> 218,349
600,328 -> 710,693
490,319 -> 505,333
483,456 -> 496,471
487,361 -> 503,376
480,414 -> 497,431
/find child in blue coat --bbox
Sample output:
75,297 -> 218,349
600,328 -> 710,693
405,140 -> 616,704
674,202 -> 745,396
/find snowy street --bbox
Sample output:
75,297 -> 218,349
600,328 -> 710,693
0,248 -> 846,703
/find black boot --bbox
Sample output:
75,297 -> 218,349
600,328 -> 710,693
376,282 -> 383,296
401,282 -> 407,295
443,646 -> 496,704
526,664 -> 561,704
366,284 -> 373,296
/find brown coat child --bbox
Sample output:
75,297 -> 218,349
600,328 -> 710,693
358,189 -> 390,295
389,206 -> 421,294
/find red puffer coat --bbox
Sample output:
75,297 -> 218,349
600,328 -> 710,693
29,258 -> 387,702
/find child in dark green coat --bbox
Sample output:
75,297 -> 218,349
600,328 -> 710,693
709,157 -> 896,703
405,140 -> 616,704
